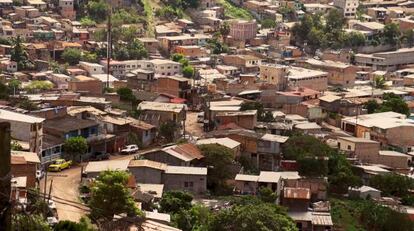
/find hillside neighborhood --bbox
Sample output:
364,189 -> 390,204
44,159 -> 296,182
2,0 -> 414,230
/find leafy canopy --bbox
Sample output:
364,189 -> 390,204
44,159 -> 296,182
89,170 -> 142,220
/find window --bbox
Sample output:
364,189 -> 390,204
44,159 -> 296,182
347,145 -> 351,150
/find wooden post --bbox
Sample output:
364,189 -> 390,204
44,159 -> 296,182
0,122 -> 11,231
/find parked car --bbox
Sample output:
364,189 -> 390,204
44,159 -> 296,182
89,151 -> 110,161
121,144 -> 139,154
48,200 -> 57,210
48,159 -> 72,172
47,216 -> 58,227
36,169 -> 45,180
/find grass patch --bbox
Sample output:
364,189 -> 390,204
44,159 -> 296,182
330,198 -> 366,231
216,0 -> 254,20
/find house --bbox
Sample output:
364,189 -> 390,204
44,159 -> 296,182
158,34 -> 210,53
11,151 -> 40,188
149,59 -> 182,76
44,114 -> 113,157
229,20 -> 258,41
163,166 -> 207,194
0,109 -> 44,154
257,134 -> 289,171
11,176 -> 28,208
140,143 -> 204,166
156,76 -> 191,99
282,187 -> 311,211
259,63 -> 288,90
337,136 -> 380,158
214,110 -> 257,130
138,37 -> 159,54
341,112 -> 414,152
349,185 -> 381,199
129,119 -> 157,147
83,160 -> 130,178
196,137 -> 241,157
68,75 -> 103,96
333,0 -> 359,18
138,101 -> 186,127
319,95 -> 365,117
302,59 -> 357,88
234,171 -> 301,203
128,160 -> 167,184
126,69 -> 155,91
79,62 -> 105,76
287,67 -> 328,92
222,55 -> 262,73
355,47 -> 414,71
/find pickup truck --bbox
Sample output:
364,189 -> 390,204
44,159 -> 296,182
48,159 -> 72,172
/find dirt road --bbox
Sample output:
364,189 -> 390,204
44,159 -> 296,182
42,166 -> 87,222
185,112 -> 204,138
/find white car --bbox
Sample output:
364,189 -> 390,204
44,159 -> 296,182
48,200 -> 57,210
121,144 -> 139,154
47,217 -> 58,226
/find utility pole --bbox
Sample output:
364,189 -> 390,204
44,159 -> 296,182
106,6 -> 112,89
47,179 -> 53,204
43,168 -> 48,202
0,122 -> 11,231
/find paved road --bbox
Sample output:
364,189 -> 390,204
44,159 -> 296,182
41,166 -> 87,222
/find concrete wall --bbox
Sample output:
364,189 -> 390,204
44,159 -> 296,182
129,167 -> 163,184
163,173 -> 207,194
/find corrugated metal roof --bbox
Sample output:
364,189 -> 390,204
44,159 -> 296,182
311,212 -> 333,226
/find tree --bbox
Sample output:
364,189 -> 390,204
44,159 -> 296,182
12,214 -> 51,231
159,191 -> 193,214
89,171 -> 142,220
117,87 -> 136,102
209,203 -> 298,231
25,81 -> 54,92
365,99 -> 380,114
182,66 -> 194,78
54,217 -> 96,231
369,173 -> 414,197
402,29 -> 414,47
344,31 -> 366,47
81,51 -> 98,63
198,144 -> 234,194
219,21 -> 230,40
328,152 -> 361,193
86,0 -> 108,22
80,17 -> 96,27
8,79 -> 21,95
261,18 -> 276,29
374,75 -> 386,89
113,40 -> 147,61
172,203 -> 211,231
159,120 -> 178,142
62,48 -> 82,65
258,186 -> 277,203
383,23 -> 401,46
380,93 -> 410,116
18,98 -> 39,111
11,36 -> 31,70
0,82 -> 9,99
325,9 -> 345,32
283,134 -> 335,177
63,136 -> 88,161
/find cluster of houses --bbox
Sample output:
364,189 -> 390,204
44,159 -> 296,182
3,0 -> 414,229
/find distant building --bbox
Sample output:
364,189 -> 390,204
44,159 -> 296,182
0,109 -> 44,154
333,0 -> 359,19
229,20 -> 258,41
